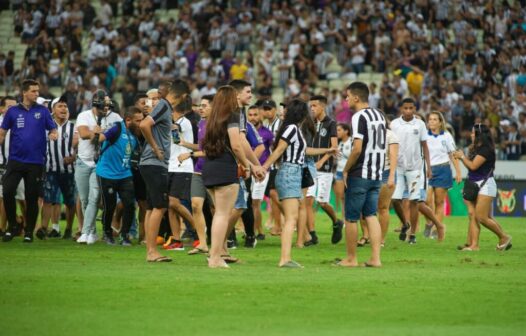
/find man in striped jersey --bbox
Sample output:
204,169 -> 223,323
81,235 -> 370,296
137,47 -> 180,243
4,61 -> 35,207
341,82 -> 386,267
0,96 -> 25,238
36,96 -> 78,240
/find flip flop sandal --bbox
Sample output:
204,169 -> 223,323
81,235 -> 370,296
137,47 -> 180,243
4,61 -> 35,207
357,237 -> 369,247
188,247 -> 209,255
496,237 -> 512,251
279,260 -> 303,268
147,256 -> 172,263
457,243 -> 469,250
221,255 -> 239,263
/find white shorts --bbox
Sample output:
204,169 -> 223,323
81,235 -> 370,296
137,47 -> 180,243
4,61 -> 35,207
477,177 -> 497,197
0,180 -> 25,200
306,171 -> 333,203
393,168 -> 424,201
251,172 -> 269,200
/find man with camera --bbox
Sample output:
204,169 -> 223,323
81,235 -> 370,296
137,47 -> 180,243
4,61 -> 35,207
74,90 -> 122,245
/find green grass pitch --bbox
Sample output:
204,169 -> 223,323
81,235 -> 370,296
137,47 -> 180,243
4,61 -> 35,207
1,215 -> 525,336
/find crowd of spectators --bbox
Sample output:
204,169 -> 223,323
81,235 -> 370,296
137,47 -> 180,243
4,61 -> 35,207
1,0 -> 526,159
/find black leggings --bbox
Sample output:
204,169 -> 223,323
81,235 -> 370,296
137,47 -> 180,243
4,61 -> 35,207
98,176 -> 135,239
2,160 -> 43,235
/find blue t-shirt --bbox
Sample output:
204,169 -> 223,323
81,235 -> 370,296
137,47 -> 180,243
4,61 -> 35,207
96,121 -> 138,180
1,103 -> 56,165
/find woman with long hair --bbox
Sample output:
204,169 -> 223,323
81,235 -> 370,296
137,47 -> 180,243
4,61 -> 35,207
453,124 -> 512,251
202,86 -> 253,268
424,111 -> 462,238
334,123 -> 351,221
262,99 -> 335,267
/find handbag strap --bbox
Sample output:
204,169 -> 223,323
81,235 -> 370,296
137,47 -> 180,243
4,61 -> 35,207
479,168 -> 494,189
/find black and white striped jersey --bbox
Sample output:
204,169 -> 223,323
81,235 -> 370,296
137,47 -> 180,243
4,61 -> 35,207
46,120 -> 76,173
350,107 -> 386,180
280,124 -> 306,165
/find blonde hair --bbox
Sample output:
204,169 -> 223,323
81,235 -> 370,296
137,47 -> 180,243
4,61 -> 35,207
427,111 -> 447,133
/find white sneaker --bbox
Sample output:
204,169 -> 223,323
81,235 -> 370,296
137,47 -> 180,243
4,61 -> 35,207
87,233 -> 98,245
77,233 -> 88,244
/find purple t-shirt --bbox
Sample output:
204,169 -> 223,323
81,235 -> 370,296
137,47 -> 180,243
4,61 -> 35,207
194,119 -> 207,173
257,125 -> 273,165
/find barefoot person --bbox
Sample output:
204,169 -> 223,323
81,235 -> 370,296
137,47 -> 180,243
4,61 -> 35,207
453,124 -> 512,251
340,82 -> 386,267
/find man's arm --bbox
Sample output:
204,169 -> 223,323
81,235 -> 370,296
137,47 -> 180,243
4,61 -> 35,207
0,128 -> 7,145
421,140 -> 432,179
140,116 -> 163,160
316,135 -> 338,170
342,138 -> 363,187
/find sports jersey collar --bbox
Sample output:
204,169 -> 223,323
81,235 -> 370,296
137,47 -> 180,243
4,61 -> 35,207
428,130 -> 444,137
399,116 -> 417,124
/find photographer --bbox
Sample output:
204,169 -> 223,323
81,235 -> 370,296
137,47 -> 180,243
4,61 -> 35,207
96,107 -> 143,246
74,90 -> 122,245
453,124 -> 512,251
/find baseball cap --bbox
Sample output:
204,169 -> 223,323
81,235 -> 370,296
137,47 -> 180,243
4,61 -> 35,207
261,99 -> 276,109
36,97 -> 51,106
49,95 -> 67,111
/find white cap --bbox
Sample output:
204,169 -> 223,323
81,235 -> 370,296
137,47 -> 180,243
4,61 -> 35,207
50,97 -> 61,109
500,120 -> 511,127
36,97 -> 51,106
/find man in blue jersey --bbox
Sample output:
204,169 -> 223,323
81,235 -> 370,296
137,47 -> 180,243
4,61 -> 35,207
96,107 -> 143,246
0,79 -> 57,242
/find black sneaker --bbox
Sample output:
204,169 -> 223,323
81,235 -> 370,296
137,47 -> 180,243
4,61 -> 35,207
104,235 -> 116,245
304,239 -> 319,247
244,236 -> 257,248
23,234 -> 33,243
331,220 -> 344,244
256,233 -> 266,241
0,230 -> 5,237
120,237 -> 132,246
181,229 -> 195,241
399,223 -> 410,241
62,229 -> 72,240
408,235 -> 417,245
36,228 -> 47,240
48,229 -> 61,238
227,239 -> 238,249
2,232 -> 14,242
310,231 -> 319,245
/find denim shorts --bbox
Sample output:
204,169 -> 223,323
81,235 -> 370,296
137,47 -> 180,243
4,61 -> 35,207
345,176 -> 382,222
381,170 -> 397,185
234,178 -> 248,209
276,162 -> 302,200
429,163 -> 453,189
43,171 -> 77,206
335,171 -> 343,181
305,158 -> 317,180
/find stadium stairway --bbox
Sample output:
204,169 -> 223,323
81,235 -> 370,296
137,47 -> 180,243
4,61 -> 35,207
0,9 -> 27,95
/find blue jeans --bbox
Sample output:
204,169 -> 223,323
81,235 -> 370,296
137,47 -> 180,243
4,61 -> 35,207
345,176 -> 381,222
75,160 -> 100,235
234,178 -> 247,210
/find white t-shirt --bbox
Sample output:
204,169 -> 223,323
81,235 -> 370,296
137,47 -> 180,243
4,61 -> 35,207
384,129 -> 400,171
75,109 -> 123,167
390,116 -> 428,171
336,138 -> 352,172
168,116 -> 194,173
427,131 -> 456,166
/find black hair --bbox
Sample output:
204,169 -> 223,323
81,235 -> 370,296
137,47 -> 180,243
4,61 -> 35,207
201,94 -> 215,102
470,123 -> 495,154
174,95 -> 192,114
1,95 -> 16,106
309,95 -> 328,105
169,79 -> 190,97
22,79 -> 39,92
248,105 -> 259,110
273,99 -> 308,151
124,106 -> 143,119
401,97 -> 416,106
337,123 -> 351,137
346,82 -> 369,102
134,92 -> 148,104
228,79 -> 251,92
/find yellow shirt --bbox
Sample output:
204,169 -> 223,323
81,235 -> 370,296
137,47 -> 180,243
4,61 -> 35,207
230,64 -> 248,80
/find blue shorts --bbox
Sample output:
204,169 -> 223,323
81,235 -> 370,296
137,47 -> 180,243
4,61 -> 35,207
429,164 -> 453,189
234,178 -> 247,210
335,171 -> 343,181
381,170 -> 397,185
345,176 -> 382,222
276,162 -> 302,200
43,171 -> 77,206
305,158 -> 317,180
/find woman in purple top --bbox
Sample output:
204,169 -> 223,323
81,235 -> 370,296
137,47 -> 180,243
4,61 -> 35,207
453,124 -> 512,251
177,95 -> 214,255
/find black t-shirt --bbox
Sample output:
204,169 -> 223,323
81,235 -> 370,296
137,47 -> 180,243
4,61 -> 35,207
311,115 -> 337,172
467,145 -> 495,181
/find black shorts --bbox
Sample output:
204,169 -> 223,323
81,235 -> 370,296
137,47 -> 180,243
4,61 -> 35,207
264,169 -> 278,196
132,169 -> 147,201
168,172 -> 192,201
139,165 -> 169,210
